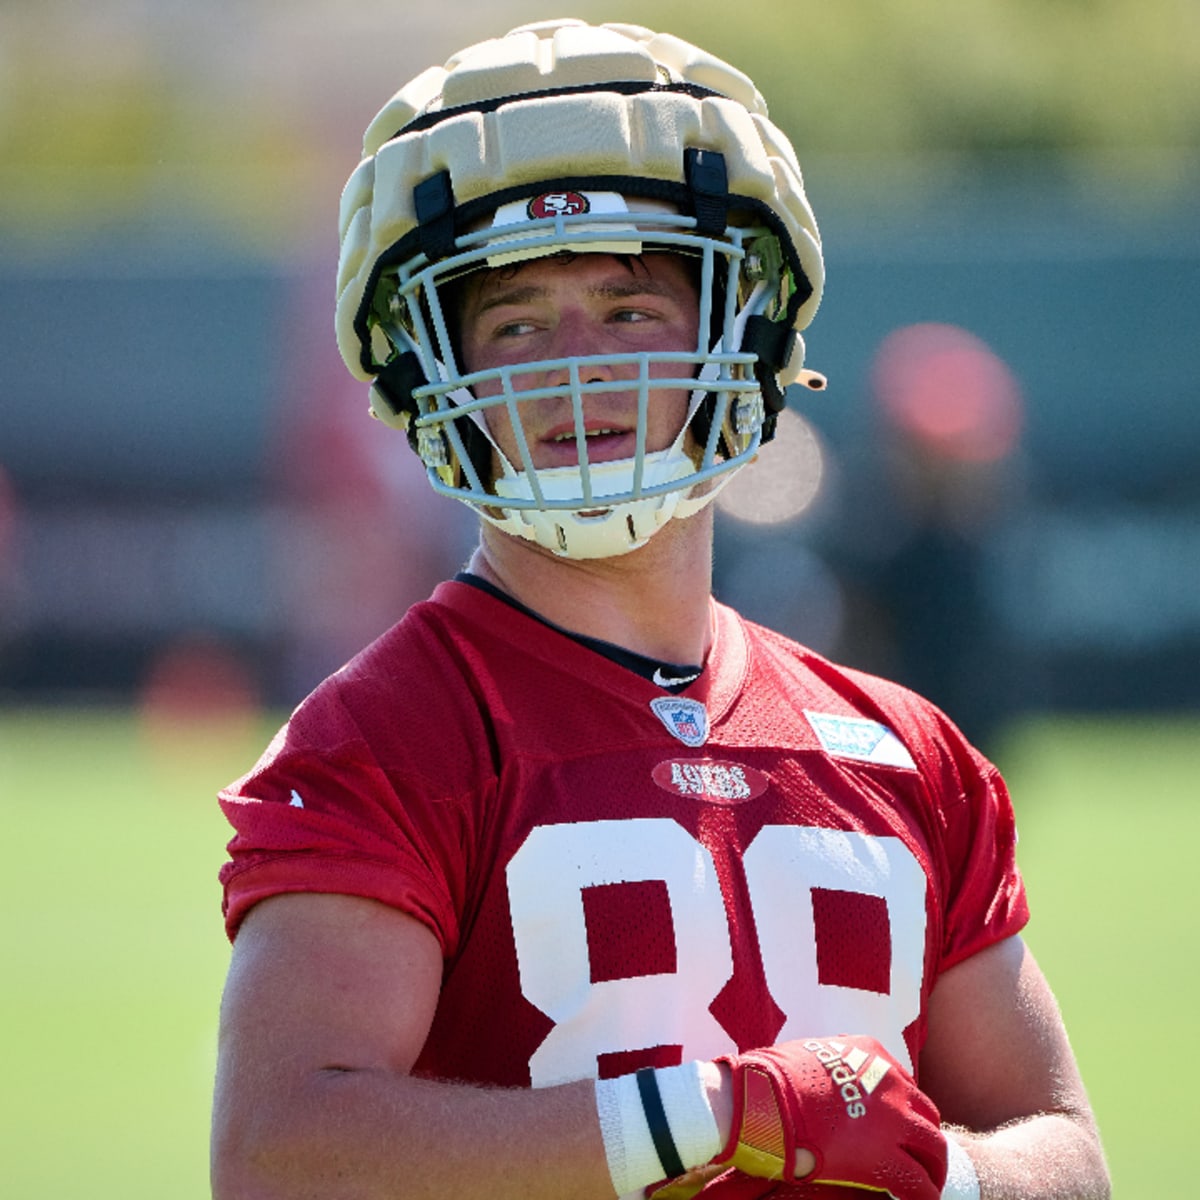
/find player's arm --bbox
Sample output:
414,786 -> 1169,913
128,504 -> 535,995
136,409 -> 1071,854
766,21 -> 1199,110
209,891 -> 617,1200
211,889 -> 973,1200
918,933 -> 1111,1199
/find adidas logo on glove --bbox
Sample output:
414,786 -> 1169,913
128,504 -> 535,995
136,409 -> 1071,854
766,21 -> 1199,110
803,1038 -> 892,1119
712,1033 -> 947,1198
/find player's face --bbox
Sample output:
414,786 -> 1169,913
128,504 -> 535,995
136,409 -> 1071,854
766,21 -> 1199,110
456,251 -> 701,472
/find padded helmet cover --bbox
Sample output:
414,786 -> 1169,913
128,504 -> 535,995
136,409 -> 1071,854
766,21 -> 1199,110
335,18 -> 824,382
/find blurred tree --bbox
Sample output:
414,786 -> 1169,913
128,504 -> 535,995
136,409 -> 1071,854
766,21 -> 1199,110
0,1 -> 1196,243
608,0 -> 1200,156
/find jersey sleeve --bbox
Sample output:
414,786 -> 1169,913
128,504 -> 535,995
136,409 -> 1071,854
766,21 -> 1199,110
925,712 -> 1030,971
218,675 -> 478,955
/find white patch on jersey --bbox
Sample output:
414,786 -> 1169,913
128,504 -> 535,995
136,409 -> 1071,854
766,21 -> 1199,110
289,789 -> 305,808
649,697 -> 709,747
803,711 -> 916,770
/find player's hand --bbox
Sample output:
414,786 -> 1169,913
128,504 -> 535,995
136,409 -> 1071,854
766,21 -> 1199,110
711,1035 -> 947,1200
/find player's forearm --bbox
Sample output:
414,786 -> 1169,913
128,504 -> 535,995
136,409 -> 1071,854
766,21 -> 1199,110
211,1069 -> 615,1200
952,1111 -> 1111,1200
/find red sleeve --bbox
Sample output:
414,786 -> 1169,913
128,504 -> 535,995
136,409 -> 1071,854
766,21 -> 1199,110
926,716 -> 1029,972
217,678 -> 477,954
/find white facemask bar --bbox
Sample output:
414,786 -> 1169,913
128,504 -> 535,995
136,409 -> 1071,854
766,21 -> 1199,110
369,203 -> 795,556
378,213 -> 772,504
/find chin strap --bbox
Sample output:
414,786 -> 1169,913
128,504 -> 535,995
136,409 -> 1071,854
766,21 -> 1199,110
743,315 -> 791,435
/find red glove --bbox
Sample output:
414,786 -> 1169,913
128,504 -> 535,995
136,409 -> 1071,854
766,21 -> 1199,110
711,1035 -> 947,1200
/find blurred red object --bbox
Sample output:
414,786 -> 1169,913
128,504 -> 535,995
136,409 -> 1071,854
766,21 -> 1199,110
871,323 -> 1023,463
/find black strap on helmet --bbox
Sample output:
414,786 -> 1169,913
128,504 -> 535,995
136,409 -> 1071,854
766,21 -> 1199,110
684,148 -> 729,238
742,314 -> 798,442
374,350 -> 494,487
743,316 -> 795,410
414,170 -> 457,260
372,352 -> 425,448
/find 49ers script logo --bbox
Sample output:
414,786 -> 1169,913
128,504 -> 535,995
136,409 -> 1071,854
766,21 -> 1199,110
527,191 -> 589,219
652,759 -> 769,804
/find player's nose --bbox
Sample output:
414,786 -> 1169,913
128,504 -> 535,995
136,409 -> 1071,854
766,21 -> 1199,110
541,311 -> 616,388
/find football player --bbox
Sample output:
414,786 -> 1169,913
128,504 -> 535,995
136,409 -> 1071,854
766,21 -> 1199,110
212,20 -> 1109,1200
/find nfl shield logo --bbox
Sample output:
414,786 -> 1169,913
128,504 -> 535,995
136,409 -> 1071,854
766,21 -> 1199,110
650,697 -> 709,747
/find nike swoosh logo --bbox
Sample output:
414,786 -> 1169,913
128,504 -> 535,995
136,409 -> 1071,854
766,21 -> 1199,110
653,667 -> 701,688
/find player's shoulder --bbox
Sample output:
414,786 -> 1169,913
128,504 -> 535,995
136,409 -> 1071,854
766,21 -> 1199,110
733,606 -> 991,777
282,583 -> 498,756
730,608 -> 908,706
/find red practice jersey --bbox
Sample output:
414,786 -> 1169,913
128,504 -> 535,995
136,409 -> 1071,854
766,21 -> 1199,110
220,580 -> 1027,1086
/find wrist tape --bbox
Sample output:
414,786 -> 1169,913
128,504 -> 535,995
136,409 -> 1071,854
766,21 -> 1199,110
942,1135 -> 980,1200
595,1062 -> 721,1196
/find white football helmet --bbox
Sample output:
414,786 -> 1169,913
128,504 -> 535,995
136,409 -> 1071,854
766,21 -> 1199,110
336,19 -> 826,559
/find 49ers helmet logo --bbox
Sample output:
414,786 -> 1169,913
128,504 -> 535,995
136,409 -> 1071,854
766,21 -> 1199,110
527,191 -> 590,219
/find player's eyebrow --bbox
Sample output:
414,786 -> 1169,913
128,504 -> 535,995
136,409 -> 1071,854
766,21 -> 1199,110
467,283 -> 546,320
590,278 -> 679,302
466,275 -> 680,322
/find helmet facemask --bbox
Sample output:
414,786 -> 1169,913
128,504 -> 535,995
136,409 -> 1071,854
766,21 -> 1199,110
369,194 -> 794,559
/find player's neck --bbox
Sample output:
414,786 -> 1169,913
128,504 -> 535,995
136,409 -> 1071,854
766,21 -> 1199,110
469,511 -> 715,667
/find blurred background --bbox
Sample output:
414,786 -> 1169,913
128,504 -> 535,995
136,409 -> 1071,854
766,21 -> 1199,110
1,1 -> 1197,1195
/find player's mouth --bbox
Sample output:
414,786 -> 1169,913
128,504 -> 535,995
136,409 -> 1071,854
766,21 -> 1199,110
540,422 -> 636,466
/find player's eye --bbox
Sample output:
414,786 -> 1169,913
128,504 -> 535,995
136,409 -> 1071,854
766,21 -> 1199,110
493,319 -> 538,338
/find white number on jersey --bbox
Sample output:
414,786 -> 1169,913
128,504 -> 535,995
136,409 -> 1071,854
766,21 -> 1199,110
507,819 -> 732,1086
506,819 -> 926,1085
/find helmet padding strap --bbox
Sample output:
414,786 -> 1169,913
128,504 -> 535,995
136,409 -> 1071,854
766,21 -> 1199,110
414,170 -> 457,261
684,149 -> 729,239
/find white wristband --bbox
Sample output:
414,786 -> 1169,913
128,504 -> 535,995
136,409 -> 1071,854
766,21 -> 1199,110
595,1063 -> 721,1196
596,1072 -> 664,1196
942,1135 -> 981,1200
655,1061 -> 722,1168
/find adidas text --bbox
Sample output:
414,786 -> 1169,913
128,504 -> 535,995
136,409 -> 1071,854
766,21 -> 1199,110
803,1039 -> 891,1120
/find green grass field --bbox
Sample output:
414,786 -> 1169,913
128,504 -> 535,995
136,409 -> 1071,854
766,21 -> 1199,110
2,707 -> 1195,1196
